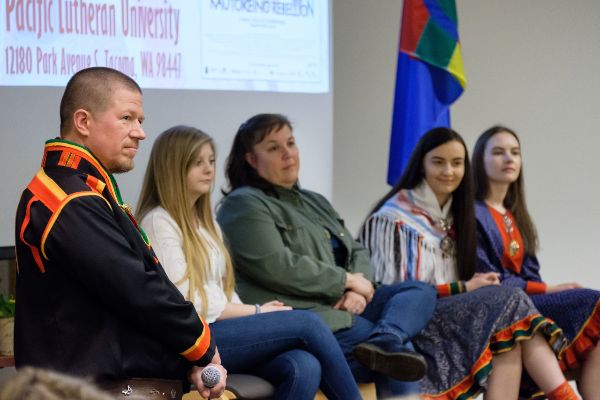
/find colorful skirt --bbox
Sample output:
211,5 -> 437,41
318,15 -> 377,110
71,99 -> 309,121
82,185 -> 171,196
531,288 -> 600,374
412,285 -> 565,400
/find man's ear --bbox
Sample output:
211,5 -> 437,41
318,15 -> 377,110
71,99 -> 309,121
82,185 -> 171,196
245,151 -> 257,168
72,109 -> 91,137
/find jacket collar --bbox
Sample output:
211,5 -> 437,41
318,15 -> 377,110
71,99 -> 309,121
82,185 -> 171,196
271,183 -> 301,198
42,138 -> 125,206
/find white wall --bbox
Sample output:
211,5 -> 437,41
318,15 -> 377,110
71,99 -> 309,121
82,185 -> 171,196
332,0 -> 600,286
332,0 -> 401,235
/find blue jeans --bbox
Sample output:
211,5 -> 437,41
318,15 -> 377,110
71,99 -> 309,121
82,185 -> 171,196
334,280 -> 436,396
211,310 -> 361,400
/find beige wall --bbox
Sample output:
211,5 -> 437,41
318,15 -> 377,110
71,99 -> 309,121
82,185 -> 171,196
333,0 -> 401,234
333,0 -> 600,285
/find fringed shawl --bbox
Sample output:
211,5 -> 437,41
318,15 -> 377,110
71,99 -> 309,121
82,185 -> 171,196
361,182 -> 457,285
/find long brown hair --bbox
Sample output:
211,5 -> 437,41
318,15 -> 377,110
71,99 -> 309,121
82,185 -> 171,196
137,126 -> 235,317
366,127 -> 476,280
472,126 -> 538,255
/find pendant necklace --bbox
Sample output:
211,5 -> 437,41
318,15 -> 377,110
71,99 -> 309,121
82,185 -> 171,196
502,213 -> 520,257
438,218 -> 455,254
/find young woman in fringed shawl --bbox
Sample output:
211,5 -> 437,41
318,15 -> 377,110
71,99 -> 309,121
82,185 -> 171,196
472,126 -> 600,399
360,127 -> 578,400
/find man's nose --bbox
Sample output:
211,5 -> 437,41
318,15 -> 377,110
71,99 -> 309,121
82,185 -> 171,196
132,124 -> 146,140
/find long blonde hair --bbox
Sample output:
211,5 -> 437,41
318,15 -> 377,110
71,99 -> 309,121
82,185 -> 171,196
137,126 -> 235,317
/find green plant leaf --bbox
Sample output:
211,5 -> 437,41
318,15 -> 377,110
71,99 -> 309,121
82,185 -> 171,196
0,294 -> 15,318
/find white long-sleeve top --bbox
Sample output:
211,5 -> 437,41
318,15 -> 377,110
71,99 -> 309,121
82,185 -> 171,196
140,206 -> 242,323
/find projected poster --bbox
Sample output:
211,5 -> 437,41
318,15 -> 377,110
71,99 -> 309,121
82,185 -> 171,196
0,0 -> 329,92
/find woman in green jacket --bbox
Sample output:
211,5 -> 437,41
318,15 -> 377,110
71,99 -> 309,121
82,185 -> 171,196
217,113 -> 437,397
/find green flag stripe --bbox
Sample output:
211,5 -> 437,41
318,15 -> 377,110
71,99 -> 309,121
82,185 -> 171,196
415,20 -> 456,69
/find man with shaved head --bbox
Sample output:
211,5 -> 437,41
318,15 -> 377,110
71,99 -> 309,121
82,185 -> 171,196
14,67 -> 226,399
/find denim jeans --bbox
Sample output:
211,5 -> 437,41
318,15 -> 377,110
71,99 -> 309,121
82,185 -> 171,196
334,280 -> 436,396
210,310 -> 361,400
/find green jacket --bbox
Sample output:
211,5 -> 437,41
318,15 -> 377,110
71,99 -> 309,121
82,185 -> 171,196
217,185 -> 374,331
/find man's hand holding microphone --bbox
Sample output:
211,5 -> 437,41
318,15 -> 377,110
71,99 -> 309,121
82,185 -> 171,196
189,348 -> 227,399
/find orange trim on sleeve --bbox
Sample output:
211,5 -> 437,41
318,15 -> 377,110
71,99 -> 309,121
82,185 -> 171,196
525,281 -> 547,295
437,284 -> 451,297
27,170 -> 67,212
436,282 -> 464,298
19,197 -> 45,273
180,318 -> 212,362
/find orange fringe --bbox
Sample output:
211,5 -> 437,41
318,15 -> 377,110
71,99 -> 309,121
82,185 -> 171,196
559,300 -> 600,372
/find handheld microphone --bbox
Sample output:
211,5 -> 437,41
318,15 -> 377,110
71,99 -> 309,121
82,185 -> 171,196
201,365 -> 221,388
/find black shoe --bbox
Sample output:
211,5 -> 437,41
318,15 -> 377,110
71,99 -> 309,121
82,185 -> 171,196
353,342 -> 427,382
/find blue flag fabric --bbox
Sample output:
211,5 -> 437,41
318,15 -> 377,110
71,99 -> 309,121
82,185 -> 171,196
387,0 -> 466,185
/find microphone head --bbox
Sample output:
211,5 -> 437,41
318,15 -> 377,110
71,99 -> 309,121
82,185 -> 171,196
201,365 -> 221,388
